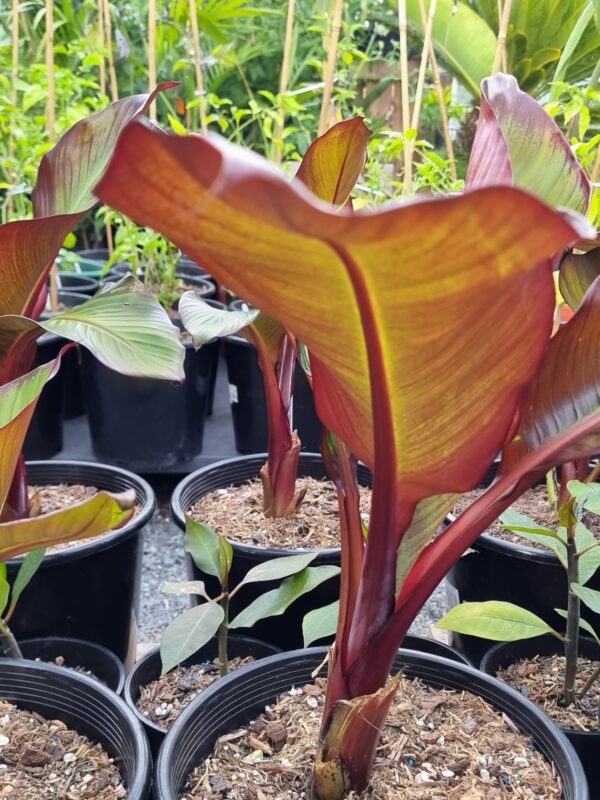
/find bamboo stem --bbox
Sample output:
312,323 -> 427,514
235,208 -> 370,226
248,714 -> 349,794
189,0 -> 207,134
398,0 -> 411,181
45,0 -> 55,143
274,0 -> 296,163
103,0 -> 118,101
492,0 -> 512,75
403,0 -> 437,195
97,0 -> 106,96
7,0 -> 19,220
148,0 -> 157,121
318,0 -> 344,136
417,0 -> 456,180
46,0 -> 59,311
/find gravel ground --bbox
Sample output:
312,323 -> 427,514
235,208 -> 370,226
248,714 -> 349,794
138,507 -> 448,644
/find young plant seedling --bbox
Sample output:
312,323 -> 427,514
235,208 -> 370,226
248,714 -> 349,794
438,479 -> 600,707
159,516 -> 340,674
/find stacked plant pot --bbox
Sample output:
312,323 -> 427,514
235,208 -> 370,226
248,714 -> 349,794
81,278 -> 220,472
24,291 -> 91,459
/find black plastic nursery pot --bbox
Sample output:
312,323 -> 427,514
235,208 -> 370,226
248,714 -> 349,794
443,463 -> 600,666
8,461 -> 155,668
481,636 -> 600,798
19,636 -> 126,694
82,337 -> 219,472
23,291 -> 90,459
124,635 -> 279,757
56,271 -> 99,296
391,633 -> 472,665
171,453 -> 371,650
154,647 -> 588,800
0,659 -> 151,798
224,335 -> 322,453
76,247 -> 110,261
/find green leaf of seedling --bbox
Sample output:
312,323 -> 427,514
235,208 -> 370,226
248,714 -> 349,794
0,576 -> 10,618
500,510 -> 567,563
161,580 -> 210,600
5,548 -> 45,620
437,601 -> 560,641
237,552 -> 318,588
574,525 -> 600,585
303,600 -> 339,647
558,499 -> 578,528
184,517 -> 223,583
500,524 -> 566,542
572,582 -> 600,615
229,565 -> 340,629
555,607 -> 600,644
219,537 -> 233,585
160,601 -> 224,674
568,480 -> 600,516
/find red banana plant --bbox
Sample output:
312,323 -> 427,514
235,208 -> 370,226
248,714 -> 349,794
96,76 -> 598,798
0,84 -> 185,555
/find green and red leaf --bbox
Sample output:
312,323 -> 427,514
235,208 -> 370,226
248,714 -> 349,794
0,490 -> 134,561
0,277 -> 185,384
294,117 -> 371,205
467,73 -> 591,215
559,247 -> 600,310
32,83 -> 178,217
0,358 -> 66,516
0,84 -> 175,320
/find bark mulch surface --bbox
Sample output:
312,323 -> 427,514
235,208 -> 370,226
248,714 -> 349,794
137,657 -> 253,730
188,477 -> 371,551
180,673 -> 561,800
0,698 -> 126,798
453,483 -> 600,550
497,653 -> 600,731
28,484 -> 139,552
29,484 -> 97,516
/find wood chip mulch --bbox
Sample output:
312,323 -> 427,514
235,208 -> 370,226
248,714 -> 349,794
29,485 -> 98,517
0,698 -> 126,799
137,657 -> 253,730
180,673 -> 562,799
187,477 -> 371,551
453,483 -> 600,550
497,653 -> 600,731
27,484 -> 139,553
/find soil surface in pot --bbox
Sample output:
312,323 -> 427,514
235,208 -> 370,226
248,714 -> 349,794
27,484 -> 140,552
187,477 -> 371,550
137,656 -> 253,729
496,653 -> 600,731
0,698 -> 126,798
453,483 -> 600,550
180,673 -> 561,799
25,653 -> 104,687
